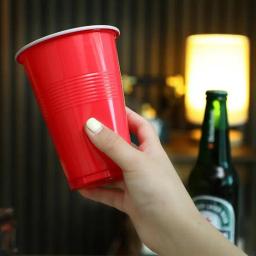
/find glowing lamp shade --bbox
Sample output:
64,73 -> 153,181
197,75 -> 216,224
185,34 -> 249,126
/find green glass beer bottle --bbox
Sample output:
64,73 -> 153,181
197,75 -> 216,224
187,90 -> 239,243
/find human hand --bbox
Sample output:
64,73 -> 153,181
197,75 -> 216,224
79,107 -> 246,256
79,107 -> 199,254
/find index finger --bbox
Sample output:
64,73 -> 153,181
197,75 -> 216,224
126,107 -> 161,150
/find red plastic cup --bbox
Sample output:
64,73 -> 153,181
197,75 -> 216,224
16,25 -> 130,190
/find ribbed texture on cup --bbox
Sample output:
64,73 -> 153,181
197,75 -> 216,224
41,72 -> 119,116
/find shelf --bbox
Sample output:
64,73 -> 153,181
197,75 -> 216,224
163,132 -> 256,165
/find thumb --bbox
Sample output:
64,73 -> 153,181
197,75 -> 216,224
85,117 -> 141,171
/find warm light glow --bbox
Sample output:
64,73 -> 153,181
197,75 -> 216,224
185,34 -> 249,126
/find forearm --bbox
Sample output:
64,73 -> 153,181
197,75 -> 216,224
157,211 -> 247,256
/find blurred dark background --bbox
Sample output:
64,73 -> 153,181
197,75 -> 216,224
1,0 -> 256,255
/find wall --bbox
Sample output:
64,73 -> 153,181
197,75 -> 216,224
1,0 -> 256,254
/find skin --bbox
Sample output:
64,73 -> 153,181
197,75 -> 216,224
79,107 -> 247,256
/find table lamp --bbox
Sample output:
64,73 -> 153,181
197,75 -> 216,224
185,34 -> 250,145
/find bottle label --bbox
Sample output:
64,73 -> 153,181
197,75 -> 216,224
193,195 -> 235,243
141,244 -> 157,255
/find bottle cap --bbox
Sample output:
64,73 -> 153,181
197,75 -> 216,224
206,90 -> 227,100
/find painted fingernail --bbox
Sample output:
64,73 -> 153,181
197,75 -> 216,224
86,118 -> 103,134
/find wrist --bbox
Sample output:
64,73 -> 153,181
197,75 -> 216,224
155,209 -> 201,255
157,211 -> 246,256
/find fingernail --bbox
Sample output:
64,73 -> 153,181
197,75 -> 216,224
86,118 -> 103,134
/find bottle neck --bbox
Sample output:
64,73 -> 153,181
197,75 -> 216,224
197,97 -> 232,167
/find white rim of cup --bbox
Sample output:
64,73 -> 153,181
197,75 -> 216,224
15,25 -> 120,61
